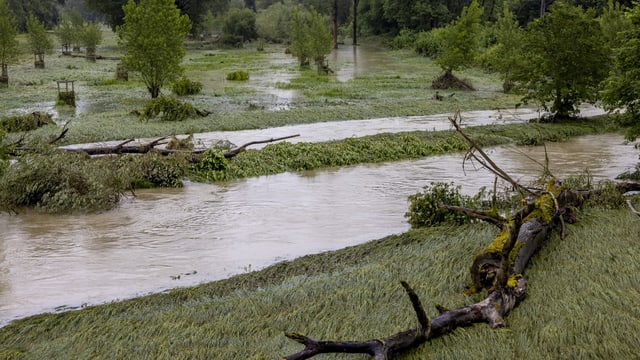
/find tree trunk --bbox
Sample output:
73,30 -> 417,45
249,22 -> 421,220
0,64 -> 8,85
333,0 -> 339,49
149,85 -> 160,98
352,0 -> 359,45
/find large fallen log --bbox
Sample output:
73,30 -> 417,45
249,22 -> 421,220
281,112 -> 639,359
13,134 -> 300,160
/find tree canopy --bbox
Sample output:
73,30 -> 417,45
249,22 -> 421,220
512,2 -> 609,117
26,13 -> 53,67
435,0 -> 484,74
602,0 -> 640,140
289,6 -> 332,70
117,0 -> 191,98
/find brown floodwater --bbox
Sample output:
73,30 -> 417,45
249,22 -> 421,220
1,132 -> 636,326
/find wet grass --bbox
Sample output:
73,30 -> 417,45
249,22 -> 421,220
1,207 -> 638,359
190,117 -> 620,182
1,29 -> 522,146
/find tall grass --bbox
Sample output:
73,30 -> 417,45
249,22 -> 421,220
0,208 -> 638,359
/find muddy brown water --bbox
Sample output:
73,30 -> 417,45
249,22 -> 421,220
1,131 -> 637,326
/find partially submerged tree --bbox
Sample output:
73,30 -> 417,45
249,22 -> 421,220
602,1 -> 640,141
0,0 -> 19,85
512,2 -> 609,119
289,6 -> 332,72
484,2 -> 525,92
433,0 -> 483,90
222,7 -> 257,47
56,10 -> 75,54
117,0 -> 191,98
26,13 -> 53,69
81,22 -> 103,61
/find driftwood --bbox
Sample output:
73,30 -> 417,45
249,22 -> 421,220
282,112 -> 639,359
61,134 -> 301,159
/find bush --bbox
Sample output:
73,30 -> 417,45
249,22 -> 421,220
171,77 -> 203,96
0,150 -> 186,213
222,7 -> 257,43
414,29 -> 444,57
405,182 -> 480,228
390,29 -> 415,50
0,112 -> 55,132
140,96 -> 198,122
226,70 -> 249,81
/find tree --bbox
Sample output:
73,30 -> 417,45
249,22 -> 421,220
117,0 -> 191,98
7,0 -> 61,32
26,13 -> 53,69
601,1 -> 640,140
484,2 -> 525,92
0,0 -> 19,85
222,7 -> 258,46
289,6 -> 332,71
81,22 -> 103,61
56,10 -> 79,54
436,0 -> 483,75
599,0 -> 632,49
512,2 -> 609,118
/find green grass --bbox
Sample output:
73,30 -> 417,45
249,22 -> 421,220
2,29 -> 523,146
1,207 -> 638,359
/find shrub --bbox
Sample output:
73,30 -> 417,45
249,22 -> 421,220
0,112 -> 55,132
390,29 -> 415,50
226,70 -> 249,81
171,77 -> 203,96
405,182 -> 480,228
140,96 -> 197,122
414,29 -> 444,57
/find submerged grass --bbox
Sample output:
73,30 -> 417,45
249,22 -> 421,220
1,208 -> 638,359
190,117 -> 619,182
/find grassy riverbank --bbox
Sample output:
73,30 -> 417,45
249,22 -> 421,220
1,207 -> 638,359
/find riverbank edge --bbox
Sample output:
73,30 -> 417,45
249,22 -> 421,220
1,207 -> 639,358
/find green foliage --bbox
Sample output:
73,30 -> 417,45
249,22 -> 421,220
435,0 -> 484,73
0,112 -> 55,132
601,1 -> 640,141
0,0 -> 19,79
223,7 -> 258,44
414,29 -> 444,57
117,0 -> 191,98
513,2 -> 609,118
390,29 -> 415,49
0,151 -> 122,213
0,150 -> 185,213
405,182 -> 481,228
256,0 -> 294,43
482,3 -> 525,92
193,149 -> 229,181
585,180 -> 626,209
226,70 -> 249,81
140,96 -> 198,122
26,13 -> 53,65
81,22 -> 103,58
289,6 -> 332,69
55,10 -> 78,53
171,77 -> 203,96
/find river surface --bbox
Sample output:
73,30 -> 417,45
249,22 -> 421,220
1,130 -> 637,326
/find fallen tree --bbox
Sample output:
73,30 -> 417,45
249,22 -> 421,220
282,112 -> 640,359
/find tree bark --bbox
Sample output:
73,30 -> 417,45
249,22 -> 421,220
333,0 -> 339,49
352,0 -> 359,45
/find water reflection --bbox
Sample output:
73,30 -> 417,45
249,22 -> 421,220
0,133 -> 637,326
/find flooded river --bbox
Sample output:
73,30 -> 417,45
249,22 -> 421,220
1,131 -> 637,326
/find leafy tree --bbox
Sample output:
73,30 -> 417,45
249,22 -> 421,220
26,13 -> 53,69
289,6 -> 332,71
483,2 -> 525,92
512,2 -> 609,118
7,0 -> 61,31
599,0 -> 632,49
435,0 -> 484,76
256,0 -> 294,43
56,10 -> 79,54
601,1 -> 640,140
0,0 -> 19,85
222,7 -> 258,46
117,0 -> 191,98
81,22 -> 103,60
